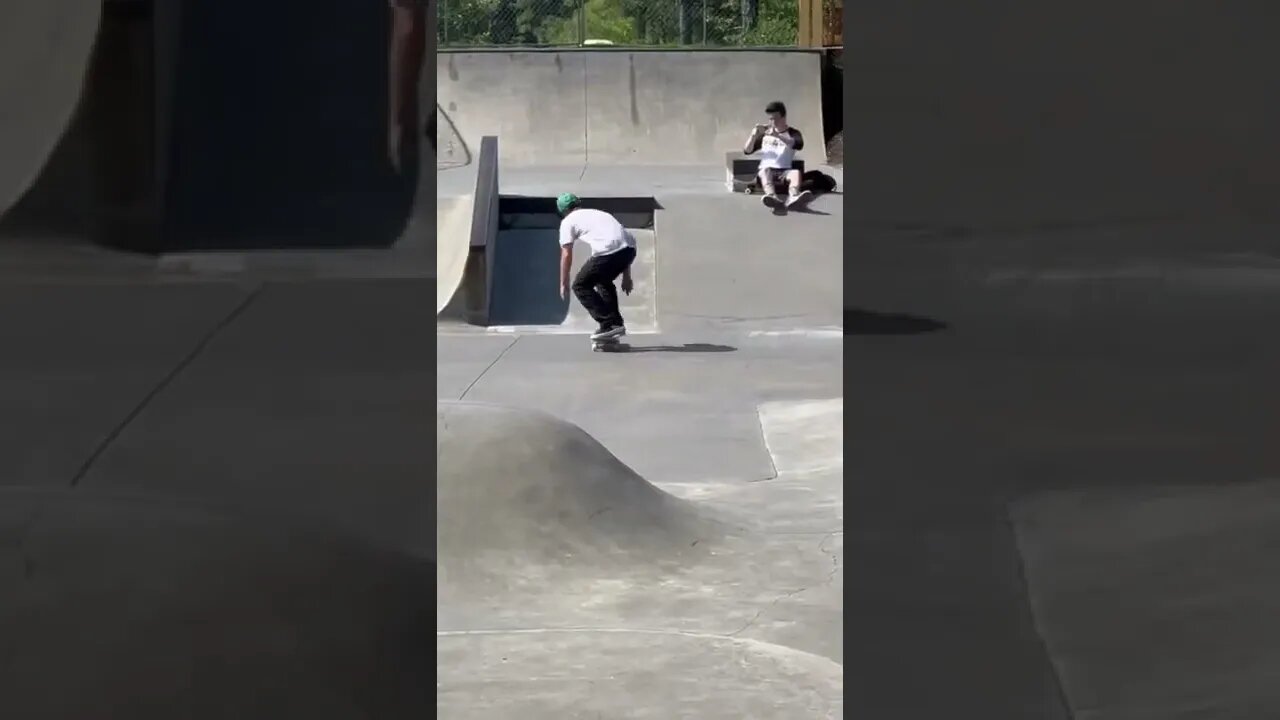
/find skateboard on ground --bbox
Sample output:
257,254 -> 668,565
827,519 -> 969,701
591,330 -> 628,352
733,176 -> 794,196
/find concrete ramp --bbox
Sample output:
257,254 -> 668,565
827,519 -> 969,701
436,103 -> 471,171
436,194 -> 474,313
0,0 -> 100,216
438,136 -> 499,323
437,402 -> 718,583
438,50 -> 825,167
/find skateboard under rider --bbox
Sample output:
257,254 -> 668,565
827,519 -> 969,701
591,329 -> 628,352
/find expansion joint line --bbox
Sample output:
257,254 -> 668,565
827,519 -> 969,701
68,284 -> 266,488
458,335 -> 519,401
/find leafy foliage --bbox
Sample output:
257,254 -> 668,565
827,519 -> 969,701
438,0 -> 802,47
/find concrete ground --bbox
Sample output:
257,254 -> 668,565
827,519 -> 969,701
0,267 -> 435,717
437,167 -> 844,718
849,225 -> 1280,718
851,5 -> 1280,717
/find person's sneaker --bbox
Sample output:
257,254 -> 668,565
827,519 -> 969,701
786,189 -> 814,208
591,325 -> 626,341
761,193 -> 783,209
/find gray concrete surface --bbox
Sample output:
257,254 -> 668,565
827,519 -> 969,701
435,396 -> 843,719
438,50 -> 826,168
0,488 -> 431,719
850,227 -> 1280,718
850,5 -> 1280,717
1012,480 -> 1280,719
2,4 -> 438,718
1,8 -> 437,703
437,48 -> 842,716
0,278 -> 435,719
438,161 -> 843,717
0,278 -> 434,553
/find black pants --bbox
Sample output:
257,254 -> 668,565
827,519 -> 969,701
572,246 -> 636,328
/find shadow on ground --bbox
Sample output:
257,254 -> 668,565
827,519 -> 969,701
845,308 -> 948,335
605,343 -> 737,353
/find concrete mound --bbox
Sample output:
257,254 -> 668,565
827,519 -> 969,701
0,489 -> 431,719
437,402 -> 720,575
0,0 -> 101,215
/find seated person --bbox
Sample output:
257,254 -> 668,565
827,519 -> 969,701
743,100 -> 812,209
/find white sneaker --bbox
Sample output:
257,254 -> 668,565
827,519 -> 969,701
786,189 -> 813,208
591,325 -> 625,341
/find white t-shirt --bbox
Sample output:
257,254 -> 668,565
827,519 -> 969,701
558,208 -> 636,257
749,127 -> 805,170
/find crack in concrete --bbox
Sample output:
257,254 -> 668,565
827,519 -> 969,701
68,285 -> 265,488
728,531 -> 842,638
818,530 -> 842,584
458,336 -> 520,401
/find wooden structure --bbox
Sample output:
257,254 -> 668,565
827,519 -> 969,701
798,0 -> 841,48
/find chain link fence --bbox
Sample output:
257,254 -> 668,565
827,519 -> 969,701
438,0 -> 804,47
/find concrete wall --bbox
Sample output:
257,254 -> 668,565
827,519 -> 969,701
438,50 -> 826,167
852,3 -> 1280,228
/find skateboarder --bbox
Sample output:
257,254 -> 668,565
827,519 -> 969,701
556,193 -> 637,342
743,100 -> 813,210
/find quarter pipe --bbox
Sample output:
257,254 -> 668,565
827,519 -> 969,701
436,194 -> 473,313
437,50 -> 826,168
0,0 -> 101,218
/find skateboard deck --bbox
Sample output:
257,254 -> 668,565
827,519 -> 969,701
733,177 -> 794,196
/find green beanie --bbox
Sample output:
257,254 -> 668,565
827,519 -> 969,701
556,193 -> 580,215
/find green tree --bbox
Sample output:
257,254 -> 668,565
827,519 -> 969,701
438,0 -> 797,46
438,0 -> 498,45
